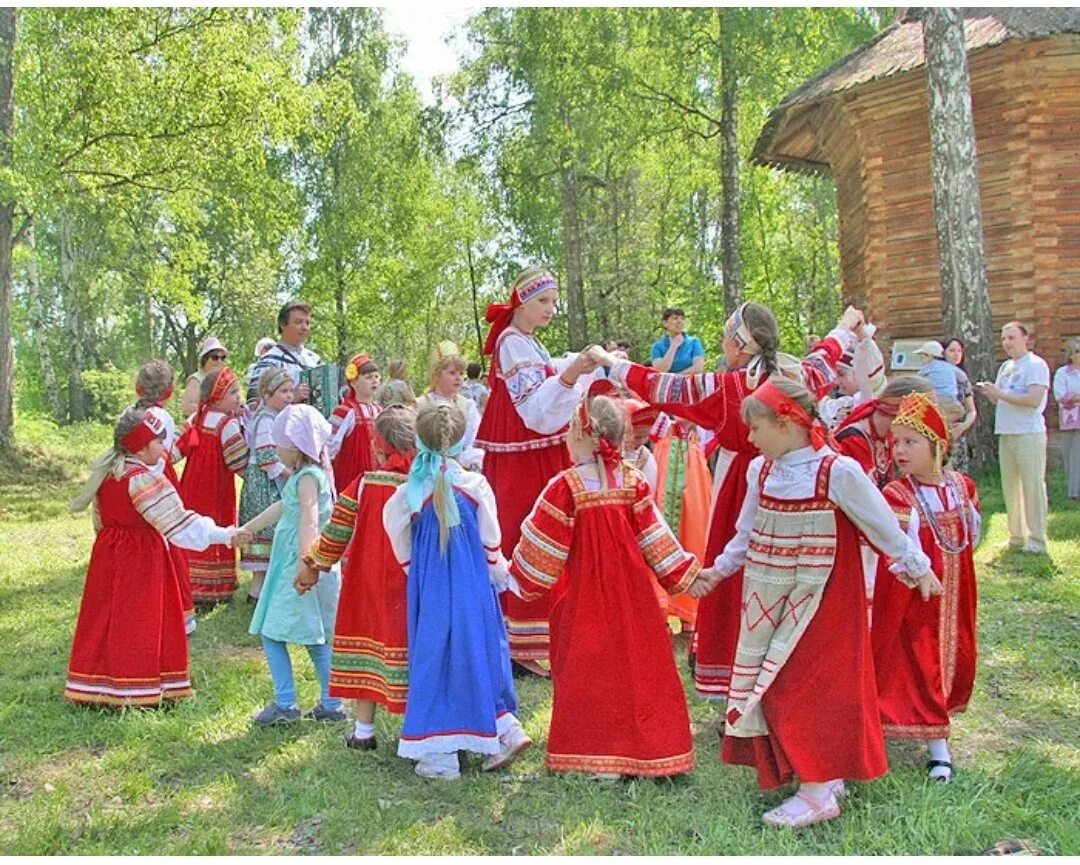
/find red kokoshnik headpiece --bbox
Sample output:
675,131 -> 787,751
752,380 -> 831,450
891,391 -> 951,477
482,267 -> 559,356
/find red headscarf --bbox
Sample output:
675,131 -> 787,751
373,431 -> 415,475
121,413 -> 165,454
177,367 -> 238,454
752,380 -> 831,450
482,267 -> 559,357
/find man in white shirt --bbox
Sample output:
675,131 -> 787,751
976,321 -> 1050,553
246,300 -> 322,403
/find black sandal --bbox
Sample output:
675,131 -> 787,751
926,759 -> 954,782
344,732 -> 377,751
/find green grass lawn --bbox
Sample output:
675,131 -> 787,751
1,415 -> 1077,854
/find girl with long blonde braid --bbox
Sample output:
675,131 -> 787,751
383,403 -> 529,779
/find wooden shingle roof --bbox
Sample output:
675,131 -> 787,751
753,8 -> 1080,173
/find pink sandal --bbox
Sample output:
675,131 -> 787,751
762,789 -> 841,829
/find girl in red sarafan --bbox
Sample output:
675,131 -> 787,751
688,378 -> 941,829
329,353 -> 383,494
510,385 -> 701,778
872,392 -> 980,784
65,408 -> 239,707
177,367 -> 249,604
295,404 -> 417,751
587,304 -> 860,702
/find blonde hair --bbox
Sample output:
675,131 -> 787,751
257,366 -> 292,399
415,403 -> 467,552
741,376 -> 821,427
429,341 -> 467,392
374,403 -> 417,455
387,358 -> 408,380
70,407 -> 149,513
569,394 -> 628,491
938,395 -> 964,425
134,360 -> 174,409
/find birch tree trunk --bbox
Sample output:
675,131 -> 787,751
559,104 -> 587,350
922,8 -> 996,471
719,11 -> 743,317
24,219 -> 64,421
0,9 -> 15,446
60,211 -> 88,423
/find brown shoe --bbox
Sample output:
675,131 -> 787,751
344,732 -> 377,751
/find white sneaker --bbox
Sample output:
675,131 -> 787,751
481,724 -> 533,772
1020,543 -> 1046,554
185,617 -> 197,636
415,761 -> 461,780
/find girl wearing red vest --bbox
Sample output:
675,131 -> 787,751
66,408 -> 238,706
329,353 -> 382,494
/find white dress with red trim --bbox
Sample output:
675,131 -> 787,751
710,446 -> 931,789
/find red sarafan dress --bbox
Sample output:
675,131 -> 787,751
477,325 -> 581,663
308,467 -> 410,712
611,331 -> 846,699
65,461 -> 231,706
330,397 -> 381,494
710,447 -> 931,789
511,464 -> 700,776
177,409 -> 248,603
872,472 -> 980,739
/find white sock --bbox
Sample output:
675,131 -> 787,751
353,720 -> 375,739
927,739 -> 952,779
799,781 -> 834,801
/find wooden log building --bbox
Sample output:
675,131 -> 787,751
752,8 -> 1080,381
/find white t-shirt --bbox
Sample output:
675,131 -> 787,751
994,351 -> 1050,435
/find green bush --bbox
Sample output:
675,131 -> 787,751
80,366 -> 134,423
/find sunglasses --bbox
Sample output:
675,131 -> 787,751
206,353 -> 227,361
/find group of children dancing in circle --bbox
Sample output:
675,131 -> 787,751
64,266 -> 980,830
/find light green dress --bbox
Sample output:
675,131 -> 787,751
248,465 -> 340,645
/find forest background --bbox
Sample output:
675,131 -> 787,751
1,6 -> 894,430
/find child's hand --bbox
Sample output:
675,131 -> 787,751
688,567 -> 725,598
294,561 -> 319,595
915,570 -> 944,601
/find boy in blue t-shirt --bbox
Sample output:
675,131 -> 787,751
650,307 -> 705,373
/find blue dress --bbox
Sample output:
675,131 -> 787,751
249,465 -> 339,645
396,489 -> 518,759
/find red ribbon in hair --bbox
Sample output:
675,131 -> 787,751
752,380 -> 831,450
177,366 -> 238,455
482,269 -> 558,357
373,431 -> 415,475
135,381 -> 174,406
121,419 -> 160,454
574,380 -> 625,488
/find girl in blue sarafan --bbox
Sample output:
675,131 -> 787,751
383,402 -> 531,780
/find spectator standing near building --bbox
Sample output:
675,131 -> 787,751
650,307 -> 705,374
914,341 -> 967,402
976,322 -> 1050,553
1052,337 -> 1080,500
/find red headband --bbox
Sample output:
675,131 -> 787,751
482,269 -> 559,356
121,417 -> 163,454
178,367 -> 238,455
135,381 -> 175,406
752,381 -> 829,450
372,431 -> 415,475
